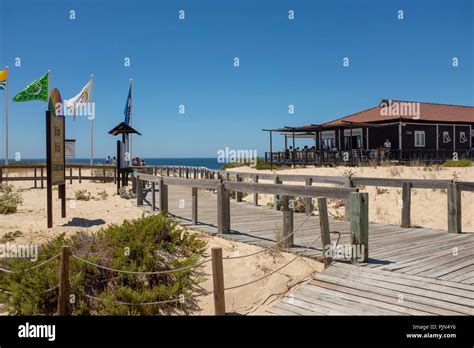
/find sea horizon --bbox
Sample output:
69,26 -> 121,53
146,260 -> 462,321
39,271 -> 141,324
0,157 -> 224,170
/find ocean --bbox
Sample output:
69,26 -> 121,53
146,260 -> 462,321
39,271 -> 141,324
9,158 -> 223,170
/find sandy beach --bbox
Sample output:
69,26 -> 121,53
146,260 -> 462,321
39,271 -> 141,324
227,165 -> 474,233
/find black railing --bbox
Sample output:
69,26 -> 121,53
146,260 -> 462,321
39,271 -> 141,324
265,149 -> 473,166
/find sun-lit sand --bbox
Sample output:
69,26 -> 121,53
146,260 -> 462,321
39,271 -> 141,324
0,168 -> 323,315
227,165 -> 474,233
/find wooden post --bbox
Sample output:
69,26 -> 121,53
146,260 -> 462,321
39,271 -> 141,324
34,168 -> 37,188
217,183 -> 230,234
158,178 -> 168,213
278,196 -> 294,248
59,184 -> 66,218
401,181 -> 411,228
178,167 -> 182,177
253,174 -> 259,205
211,247 -> 226,315
113,167 -> 116,184
305,178 -> 313,215
136,177 -> 143,206
166,167 -> 170,177
447,182 -> 461,233
344,178 -> 353,221
317,197 -> 332,268
78,167 -> 82,183
273,176 -> 281,210
192,187 -> 198,225
193,168 -> 197,179
131,173 -> 137,193
41,167 -> 44,189
151,182 -> 156,211
102,168 -> 106,183
349,192 -> 369,263
57,246 -> 71,316
0,167 -> 2,185
69,167 -> 73,184
235,174 -> 242,202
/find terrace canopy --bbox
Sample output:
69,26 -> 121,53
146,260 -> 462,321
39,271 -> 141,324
262,121 -> 384,166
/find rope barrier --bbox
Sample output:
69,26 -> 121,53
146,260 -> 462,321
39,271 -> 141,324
223,208 -> 318,260
24,253 -> 61,272
34,284 -> 59,295
223,234 -> 322,291
77,292 -> 207,306
71,254 -> 211,275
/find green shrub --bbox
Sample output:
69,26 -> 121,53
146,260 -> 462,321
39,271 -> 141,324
96,190 -> 108,200
220,158 -> 278,170
0,213 -> 207,315
0,230 -> 23,243
119,187 -> 136,199
443,159 -> 472,167
0,185 -> 23,214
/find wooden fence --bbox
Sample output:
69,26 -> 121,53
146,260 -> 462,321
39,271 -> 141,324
0,164 -> 117,187
134,171 -> 369,265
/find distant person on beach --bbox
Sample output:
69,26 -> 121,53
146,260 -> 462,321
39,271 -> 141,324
105,156 -> 111,165
112,156 -> 117,165
141,159 -> 146,166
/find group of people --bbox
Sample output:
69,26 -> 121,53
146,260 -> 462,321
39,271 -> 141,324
104,156 -> 117,165
132,157 -> 146,167
104,155 -> 146,166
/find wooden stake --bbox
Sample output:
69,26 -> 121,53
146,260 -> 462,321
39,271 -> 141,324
401,181 -> 411,228
57,246 -> 71,316
317,197 -> 332,268
211,247 -> 226,315
192,187 -> 198,225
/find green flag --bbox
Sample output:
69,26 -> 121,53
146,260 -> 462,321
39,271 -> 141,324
12,73 -> 49,102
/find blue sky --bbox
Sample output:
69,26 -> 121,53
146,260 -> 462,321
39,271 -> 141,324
0,0 -> 473,159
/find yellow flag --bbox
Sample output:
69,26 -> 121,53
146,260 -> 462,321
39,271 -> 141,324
0,69 -> 7,81
0,69 -> 7,90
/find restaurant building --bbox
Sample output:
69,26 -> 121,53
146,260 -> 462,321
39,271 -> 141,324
263,100 -> 474,165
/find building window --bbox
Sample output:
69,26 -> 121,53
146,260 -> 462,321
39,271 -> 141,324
321,131 -> 336,150
414,131 -> 425,147
443,131 -> 451,143
459,132 -> 468,143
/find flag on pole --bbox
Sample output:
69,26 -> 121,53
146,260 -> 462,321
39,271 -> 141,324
12,73 -> 49,102
0,69 -> 7,90
64,79 -> 92,120
124,85 -> 131,125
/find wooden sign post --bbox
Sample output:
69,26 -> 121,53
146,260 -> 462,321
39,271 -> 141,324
46,88 -> 66,228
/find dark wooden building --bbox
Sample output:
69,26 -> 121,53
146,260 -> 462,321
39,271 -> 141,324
264,100 -> 474,165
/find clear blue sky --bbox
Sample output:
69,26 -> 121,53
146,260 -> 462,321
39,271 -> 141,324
0,0 -> 473,159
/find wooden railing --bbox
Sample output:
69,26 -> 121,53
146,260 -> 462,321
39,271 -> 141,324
265,149 -> 474,165
134,171 -> 368,263
0,164 -> 117,187
139,165 -> 474,234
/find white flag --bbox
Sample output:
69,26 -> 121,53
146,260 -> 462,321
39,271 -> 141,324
64,79 -> 93,119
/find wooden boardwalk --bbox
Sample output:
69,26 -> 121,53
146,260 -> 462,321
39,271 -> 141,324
140,185 -> 474,315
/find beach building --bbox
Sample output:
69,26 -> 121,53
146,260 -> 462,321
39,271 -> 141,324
264,100 -> 474,165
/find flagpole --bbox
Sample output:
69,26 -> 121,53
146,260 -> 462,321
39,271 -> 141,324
90,75 -> 94,165
5,66 -> 8,165
47,69 -> 51,101
129,78 -> 133,161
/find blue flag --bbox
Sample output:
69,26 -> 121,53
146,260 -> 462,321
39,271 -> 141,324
124,86 -> 131,125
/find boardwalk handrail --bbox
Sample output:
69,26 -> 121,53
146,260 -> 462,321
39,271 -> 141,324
135,172 -> 358,200
146,165 -> 474,192
141,165 -> 473,233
